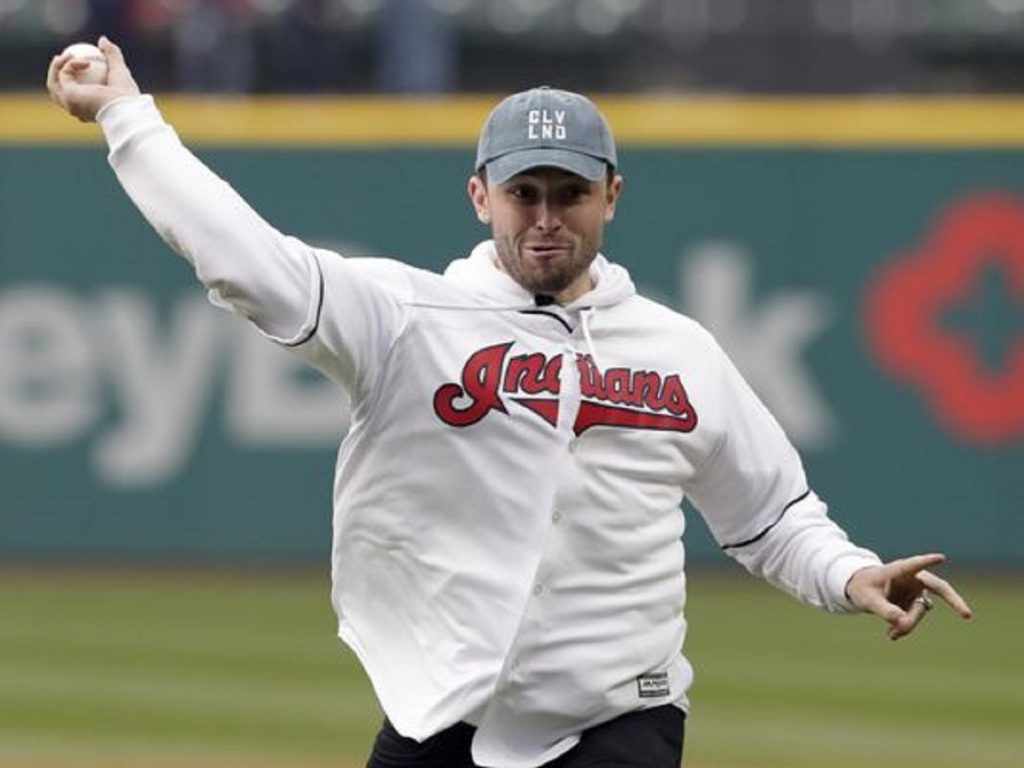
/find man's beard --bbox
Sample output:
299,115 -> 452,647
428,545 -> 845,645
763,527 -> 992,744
493,234 -> 599,297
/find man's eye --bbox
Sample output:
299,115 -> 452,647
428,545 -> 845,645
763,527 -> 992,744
510,187 -> 537,201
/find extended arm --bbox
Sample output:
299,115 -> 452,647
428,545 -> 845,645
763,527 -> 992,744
688,334 -> 972,639
727,499 -> 971,639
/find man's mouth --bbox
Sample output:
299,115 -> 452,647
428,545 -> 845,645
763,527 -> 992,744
523,243 -> 570,259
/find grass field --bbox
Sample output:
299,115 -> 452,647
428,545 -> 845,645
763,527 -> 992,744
1,566 -> 1020,768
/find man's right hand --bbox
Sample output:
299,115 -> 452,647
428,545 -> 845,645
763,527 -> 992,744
47,36 -> 141,123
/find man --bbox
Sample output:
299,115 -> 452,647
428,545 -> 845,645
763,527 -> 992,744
48,38 -> 972,768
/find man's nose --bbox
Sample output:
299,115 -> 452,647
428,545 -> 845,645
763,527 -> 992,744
534,199 -> 562,231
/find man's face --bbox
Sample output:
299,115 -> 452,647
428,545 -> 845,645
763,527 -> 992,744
468,166 -> 623,303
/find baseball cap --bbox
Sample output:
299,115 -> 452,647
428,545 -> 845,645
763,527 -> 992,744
476,86 -> 617,185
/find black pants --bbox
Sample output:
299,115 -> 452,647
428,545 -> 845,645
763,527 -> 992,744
366,705 -> 685,768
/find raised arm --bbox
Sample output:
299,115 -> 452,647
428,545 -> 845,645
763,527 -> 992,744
46,37 -> 319,345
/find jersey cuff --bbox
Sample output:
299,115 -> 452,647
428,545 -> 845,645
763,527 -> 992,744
98,94 -> 168,160
827,551 -> 884,613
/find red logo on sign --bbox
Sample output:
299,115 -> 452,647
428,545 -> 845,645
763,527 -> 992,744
864,193 -> 1024,444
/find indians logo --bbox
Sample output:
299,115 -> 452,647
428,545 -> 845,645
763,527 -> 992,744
433,342 -> 698,435
864,193 -> 1024,444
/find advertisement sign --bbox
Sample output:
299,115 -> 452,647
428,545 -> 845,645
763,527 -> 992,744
2,98 -> 1021,562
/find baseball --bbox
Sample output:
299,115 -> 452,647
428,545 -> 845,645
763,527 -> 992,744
62,42 -> 108,85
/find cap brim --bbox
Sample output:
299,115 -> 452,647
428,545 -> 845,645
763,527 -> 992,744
484,149 -> 609,185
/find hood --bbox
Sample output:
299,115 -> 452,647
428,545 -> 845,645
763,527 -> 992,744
443,240 -> 636,310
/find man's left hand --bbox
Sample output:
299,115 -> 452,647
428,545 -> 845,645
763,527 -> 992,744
845,553 -> 973,640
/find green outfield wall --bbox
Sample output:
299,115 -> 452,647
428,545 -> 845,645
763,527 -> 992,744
1,96 -> 1022,563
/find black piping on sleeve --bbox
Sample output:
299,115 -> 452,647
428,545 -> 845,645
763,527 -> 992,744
283,256 -> 325,348
720,489 -> 812,551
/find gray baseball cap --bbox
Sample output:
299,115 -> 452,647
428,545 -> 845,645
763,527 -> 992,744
476,86 -> 617,184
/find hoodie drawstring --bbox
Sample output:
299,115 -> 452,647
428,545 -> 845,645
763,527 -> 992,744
580,307 -> 604,373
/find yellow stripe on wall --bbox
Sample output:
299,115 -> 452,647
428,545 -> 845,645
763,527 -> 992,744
5,93 -> 1024,147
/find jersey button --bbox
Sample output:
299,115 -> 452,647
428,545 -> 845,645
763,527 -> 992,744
551,510 -> 562,523
533,584 -> 544,596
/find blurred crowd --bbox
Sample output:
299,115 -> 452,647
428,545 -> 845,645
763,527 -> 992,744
3,0 -> 1024,93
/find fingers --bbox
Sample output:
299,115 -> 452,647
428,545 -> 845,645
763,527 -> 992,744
890,552 -> 946,576
46,52 -> 72,101
886,563 -> 973,640
892,552 -> 973,619
47,54 -> 91,94
47,54 -> 85,116
851,553 -> 974,642
887,593 -> 932,641
916,569 -> 973,619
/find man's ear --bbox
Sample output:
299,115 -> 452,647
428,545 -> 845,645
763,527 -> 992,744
604,174 -> 624,223
468,174 -> 491,224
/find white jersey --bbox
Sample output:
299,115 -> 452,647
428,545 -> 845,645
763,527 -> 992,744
98,95 -> 882,768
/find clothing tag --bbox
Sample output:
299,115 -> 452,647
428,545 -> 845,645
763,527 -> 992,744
637,671 -> 670,698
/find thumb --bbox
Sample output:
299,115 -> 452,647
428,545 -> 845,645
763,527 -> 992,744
97,36 -> 121,66
97,36 -> 135,89
866,596 -> 912,641
850,584 -> 906,623
869,599 -> 907,625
